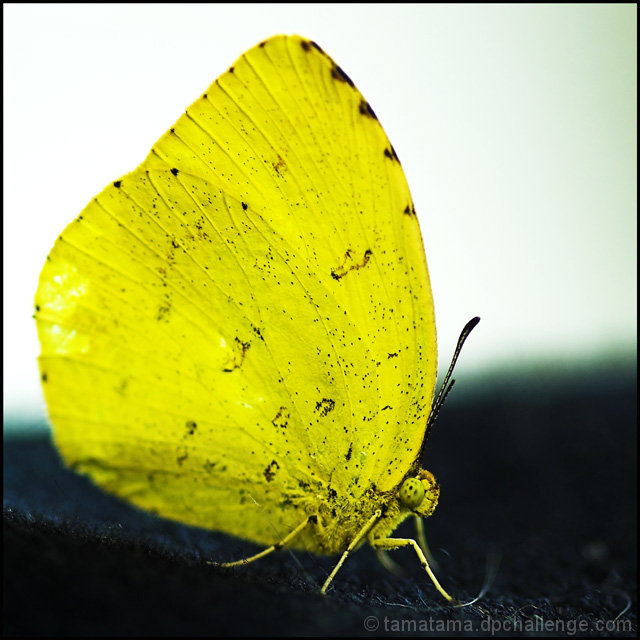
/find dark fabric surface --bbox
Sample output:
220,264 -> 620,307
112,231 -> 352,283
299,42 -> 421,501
3,364 -> 637,636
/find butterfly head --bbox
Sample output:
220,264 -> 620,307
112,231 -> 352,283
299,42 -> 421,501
398,469 -> 440,517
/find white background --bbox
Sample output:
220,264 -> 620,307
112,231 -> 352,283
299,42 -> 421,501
4,4 -> 637,422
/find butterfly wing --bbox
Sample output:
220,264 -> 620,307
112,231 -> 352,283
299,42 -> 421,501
35,35 -> 436,550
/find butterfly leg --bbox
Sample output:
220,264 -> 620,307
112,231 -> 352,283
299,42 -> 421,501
208,515 -> 316,568
375,518 -> 438,580
320,509 -> 382,594
370,535 -> 457,604
414,514 -> 439,571
376,549 -> 407,577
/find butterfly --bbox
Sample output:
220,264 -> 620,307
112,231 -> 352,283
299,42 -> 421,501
35,34 -> 479,601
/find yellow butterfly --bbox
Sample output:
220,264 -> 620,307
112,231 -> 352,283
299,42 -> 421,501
35,34 -> 478,601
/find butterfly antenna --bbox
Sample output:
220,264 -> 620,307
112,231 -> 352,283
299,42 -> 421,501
418,316 -> 480,461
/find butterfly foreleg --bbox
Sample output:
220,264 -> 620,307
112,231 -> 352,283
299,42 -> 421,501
208,514 -> 317,568
414,514 -> 439,571
320,509 -> 382,594
370,534 -> 457,604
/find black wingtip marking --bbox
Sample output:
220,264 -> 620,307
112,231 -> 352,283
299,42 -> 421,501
228,66 -> 235,73
358,100 -> 377,120
113,180 -> 122,188
383,145 -> 400,163
311,41 -> 324,54
259,41 -> 267,48
301,40 -> 311,52
403,204 -> 417,216
331,64 -> 355,88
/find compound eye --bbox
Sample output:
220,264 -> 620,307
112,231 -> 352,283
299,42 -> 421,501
399,477 -> 425,510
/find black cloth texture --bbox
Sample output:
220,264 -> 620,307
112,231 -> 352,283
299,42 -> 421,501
3,363 -> 636,636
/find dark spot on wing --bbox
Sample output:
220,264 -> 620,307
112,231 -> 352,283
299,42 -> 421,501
115,378 -> 128,396
186,420 -> 197,436
359,100 -> 377,120
157,303 -> 171,322
346,444 -> 353,461
222,337 -> 251,372
331,249 -> 372,280
113,181 -> 121,188
273,155 -> 286,173
384,146 -> 400,163
171,168 -> 179,176
272,406 -> 290,429
177,452 -> 188,466
242,202 -> 248,210
331,64 -> 354,88
264,460 -> 279,482
315,398 -> 335,416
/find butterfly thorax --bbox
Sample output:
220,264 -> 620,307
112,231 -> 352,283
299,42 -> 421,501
293,469 -> 440,555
